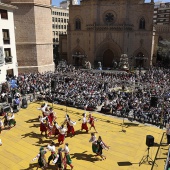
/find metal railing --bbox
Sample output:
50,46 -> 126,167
164,146 -> 170,170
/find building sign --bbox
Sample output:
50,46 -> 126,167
0,47 -> 4,66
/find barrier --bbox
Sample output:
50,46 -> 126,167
164,147 -> 170,170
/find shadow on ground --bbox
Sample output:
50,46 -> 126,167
70,151 -> 100,163
25,118 -> 39,123
21,163 -> 56,170
21,131 -> 53,146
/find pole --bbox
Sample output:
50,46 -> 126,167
160,98 -> 164,129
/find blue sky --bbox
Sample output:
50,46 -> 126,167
52,0 -> 170,7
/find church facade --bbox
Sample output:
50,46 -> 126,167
67,0 -> 155,68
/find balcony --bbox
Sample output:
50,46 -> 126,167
5,56 -> 12,64
86,24 -> 134,31
3,37 -> 10,44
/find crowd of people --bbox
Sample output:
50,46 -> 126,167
0,66 -> 170,127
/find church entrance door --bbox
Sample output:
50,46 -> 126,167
103,49 -> 114,68
135,52 -> 144,68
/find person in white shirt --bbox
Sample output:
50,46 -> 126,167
62,143 -> 74,170
47,141 -> 56,166
0,118 -> 4,134
96,136 -> 110,160
32,147 -> 47,169
7,113 -> 16,129
81,113 -> 88,132
52,148 -> 63,170
41,103 -> 48,117
66,116 -> 76,137
39,116 -> 47,136
89,133 -> 98,154
58,125 -> 67,145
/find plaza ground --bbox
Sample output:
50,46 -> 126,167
0,102 -> 168,170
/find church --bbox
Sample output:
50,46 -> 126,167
63,0 -> 155,68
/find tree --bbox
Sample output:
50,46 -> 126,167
157,39 -> 170,67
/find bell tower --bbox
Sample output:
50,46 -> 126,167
2,0 -> 55,73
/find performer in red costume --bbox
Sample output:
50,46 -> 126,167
81,113 -> 88,133
88,113 -> 97,133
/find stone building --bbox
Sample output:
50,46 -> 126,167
66,0 -> 155,68
2,0 -> 55,73
0,2 -> 18,83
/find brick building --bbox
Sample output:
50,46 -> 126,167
2,0 -> 55,73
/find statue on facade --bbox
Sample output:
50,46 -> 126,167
112,60 -> 118,69
119,54 -> 129,70
85,61 -> 91,69
98,61 -> 102,70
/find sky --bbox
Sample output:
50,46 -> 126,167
52,0 -> 170,7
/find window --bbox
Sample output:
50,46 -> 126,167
56,38 -> 58,42
55,18 -> 57,22
4,48 -> 12,64
53,38 -> 55,42
75,18 -> 81,30
52,17 -> 54,22
52,24 -> 55,29
2,29 -> 10,44
56,31 -> 58,35
0,9 -> 8,19
139,17 -> 145,29
58,18 -> 60,22
64,19 -> 66,23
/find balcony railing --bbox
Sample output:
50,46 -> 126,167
5,56 -> 12,64
86,24 -> 134,31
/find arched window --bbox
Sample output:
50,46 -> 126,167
75,18 -> 81,30
139,17 -> 145,29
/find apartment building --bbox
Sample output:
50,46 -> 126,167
154,2 -> 170,25
51,3 -> 69,63
51,6 -> 69,46
0,2 -> 18,83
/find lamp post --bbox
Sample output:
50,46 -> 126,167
159,89 -> 165,129
129,56 -> 134,71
